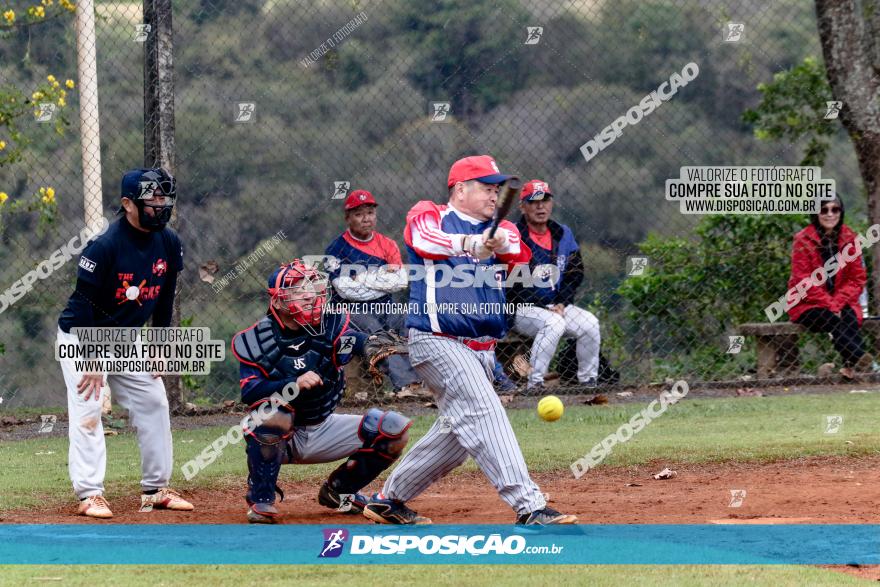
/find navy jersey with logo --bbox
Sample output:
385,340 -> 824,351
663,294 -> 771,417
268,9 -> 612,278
402,201 -> 530,339
510,217 -> 584,307
58,217 -> 184,332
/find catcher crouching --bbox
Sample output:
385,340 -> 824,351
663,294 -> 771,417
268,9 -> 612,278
231,259 -> 412,524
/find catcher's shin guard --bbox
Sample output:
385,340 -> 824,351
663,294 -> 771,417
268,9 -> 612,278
244,413 -> 293,506
325,408 -> 411,494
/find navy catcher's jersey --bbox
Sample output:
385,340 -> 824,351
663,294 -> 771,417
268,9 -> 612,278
232,311 -> 359,425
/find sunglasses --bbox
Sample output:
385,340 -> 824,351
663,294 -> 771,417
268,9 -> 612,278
820,206 -> 841,215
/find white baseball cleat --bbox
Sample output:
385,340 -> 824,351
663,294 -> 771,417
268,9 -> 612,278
141,487 -> 194,511
78,494 -> 113,519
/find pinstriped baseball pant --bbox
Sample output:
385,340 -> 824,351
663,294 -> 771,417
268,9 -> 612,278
382,329 -> 546,515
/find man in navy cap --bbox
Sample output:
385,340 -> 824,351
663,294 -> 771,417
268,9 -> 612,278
57,167 -> 193,518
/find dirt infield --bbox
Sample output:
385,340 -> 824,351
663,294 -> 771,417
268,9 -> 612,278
4,455 -> 877,525
4,456 -> 878,580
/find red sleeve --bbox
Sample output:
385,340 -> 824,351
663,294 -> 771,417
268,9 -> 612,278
789,233 -> 835,308
404,201 -> 442,234
379,234 -> 403,265
390,244 -> 402,265
404,201 -> 455,260
497,242 -> 531,265
832,240 -> 866,311
496,220 -> 531,265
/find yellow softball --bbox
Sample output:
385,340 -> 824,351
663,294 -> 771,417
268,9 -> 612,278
537,395 -> 564,422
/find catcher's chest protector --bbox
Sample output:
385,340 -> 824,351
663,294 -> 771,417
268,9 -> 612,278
234,312 -> 355,425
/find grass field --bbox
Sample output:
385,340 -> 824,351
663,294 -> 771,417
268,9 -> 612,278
2,392 -> 878,511
2,392 -> 877,585
0,564 -> 866,586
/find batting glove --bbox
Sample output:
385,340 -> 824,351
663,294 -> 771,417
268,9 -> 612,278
460,234 -> 493,260
482,227 -> 511,253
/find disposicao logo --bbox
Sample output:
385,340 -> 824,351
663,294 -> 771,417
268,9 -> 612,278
318,528 -> 349,558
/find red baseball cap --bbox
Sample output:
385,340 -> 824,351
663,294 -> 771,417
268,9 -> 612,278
520,179 -> 553,201
447,155 -> 512,188
344,189 -> 378,210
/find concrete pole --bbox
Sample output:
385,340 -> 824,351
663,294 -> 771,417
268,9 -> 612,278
75,0 -> 103,231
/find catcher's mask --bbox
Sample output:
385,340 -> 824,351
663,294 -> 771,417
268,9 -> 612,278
267,260 -> 329,336
120,167 -> 176,232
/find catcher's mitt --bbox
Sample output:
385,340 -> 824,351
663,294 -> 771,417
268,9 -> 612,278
364,331 -> 409,385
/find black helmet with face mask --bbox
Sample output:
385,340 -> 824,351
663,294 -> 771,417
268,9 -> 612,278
120,167 -> 176,231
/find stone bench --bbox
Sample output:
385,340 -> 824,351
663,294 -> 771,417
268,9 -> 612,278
738,319 -> 880,378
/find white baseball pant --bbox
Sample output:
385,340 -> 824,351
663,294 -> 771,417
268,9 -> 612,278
286,413 -> 364,464
57,327 -> 174,499
513,304 -> 600,388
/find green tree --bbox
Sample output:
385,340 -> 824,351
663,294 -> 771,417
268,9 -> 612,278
617,53 -> 857,377
814,0 -> 880,310
0,0 -> 78,231
617,215 -> 806,345
390,0 -> 531,116
742,56 -> 837,167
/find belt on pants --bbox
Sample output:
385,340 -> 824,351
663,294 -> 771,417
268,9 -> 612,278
432,332 -> 496,352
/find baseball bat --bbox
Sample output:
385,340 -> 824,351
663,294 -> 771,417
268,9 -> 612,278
488,176 -> 522,239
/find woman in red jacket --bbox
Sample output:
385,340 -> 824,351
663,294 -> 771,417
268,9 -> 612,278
787,196 -> 873,378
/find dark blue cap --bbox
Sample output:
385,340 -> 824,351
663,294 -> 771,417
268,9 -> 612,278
120,168 -> 176,200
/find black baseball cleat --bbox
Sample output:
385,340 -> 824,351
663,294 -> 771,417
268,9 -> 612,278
516,506 -> 578,526
247,502 -> 279,524
317,482 -> 368,514
363,494 -> 432,525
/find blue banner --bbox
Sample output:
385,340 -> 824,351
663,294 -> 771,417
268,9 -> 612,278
0,525 -> 877,565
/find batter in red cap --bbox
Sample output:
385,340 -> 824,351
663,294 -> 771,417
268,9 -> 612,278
446,155 -> 512,187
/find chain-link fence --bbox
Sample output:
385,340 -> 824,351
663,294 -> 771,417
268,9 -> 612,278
1,0 -> 873,408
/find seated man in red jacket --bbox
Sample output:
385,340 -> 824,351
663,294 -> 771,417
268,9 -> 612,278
787,196 -> 873,378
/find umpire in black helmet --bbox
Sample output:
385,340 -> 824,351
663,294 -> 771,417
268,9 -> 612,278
57,167 -> 192,519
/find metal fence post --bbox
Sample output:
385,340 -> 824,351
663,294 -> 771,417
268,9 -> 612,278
144,0 -> 184,411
